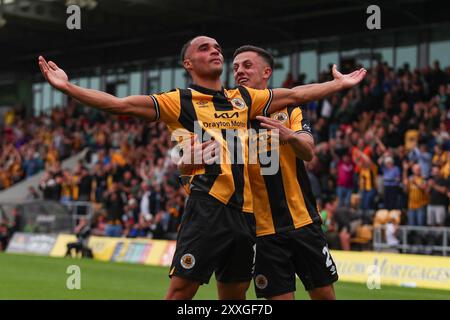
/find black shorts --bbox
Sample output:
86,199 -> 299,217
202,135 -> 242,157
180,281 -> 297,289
169,191 -> 256,284
254,222 -> 338,298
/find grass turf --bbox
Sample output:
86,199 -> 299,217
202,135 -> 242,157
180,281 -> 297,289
0,252 -> 449,300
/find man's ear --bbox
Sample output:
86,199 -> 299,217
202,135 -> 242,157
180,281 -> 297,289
263,66 -> 272,81
183,59 -> 192,71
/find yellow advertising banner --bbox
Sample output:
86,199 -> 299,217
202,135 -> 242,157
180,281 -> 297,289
45,234 -> 450,291
50,234 -> 77,257
332,250 -> 450,291
159,241 -> 177,267
145,240 -> 174,266
51,234 -> 175,265
87,236 -> 121,261
110,238 -> 154,264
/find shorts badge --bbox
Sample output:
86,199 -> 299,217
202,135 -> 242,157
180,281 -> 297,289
180,254 -> 195,269
255,274 -> 268,290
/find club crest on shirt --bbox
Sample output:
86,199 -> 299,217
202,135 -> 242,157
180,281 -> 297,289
180,254 -> 195,269
272,112 -> 288,124
255,274 -> 268,289
231,98 -> 246,109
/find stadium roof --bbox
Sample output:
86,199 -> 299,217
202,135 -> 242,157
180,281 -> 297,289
0,0 -> 449,75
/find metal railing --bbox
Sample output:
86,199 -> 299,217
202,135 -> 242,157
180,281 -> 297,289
373,225 -> 450,256
0,200 -> 94,235
62,201 -> 94,232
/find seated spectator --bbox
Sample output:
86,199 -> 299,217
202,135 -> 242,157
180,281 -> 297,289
385,216 -> 400,250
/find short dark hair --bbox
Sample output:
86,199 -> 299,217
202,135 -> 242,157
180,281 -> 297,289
180,37 -> 195,63
323,195 -> 337,207
233,45 -> 274,69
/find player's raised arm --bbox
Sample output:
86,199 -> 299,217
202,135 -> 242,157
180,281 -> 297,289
267,65 -> 367,114
38,56 -> 157,121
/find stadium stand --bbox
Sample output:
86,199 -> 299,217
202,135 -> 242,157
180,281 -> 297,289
1,99 -> 186,244
1,59 -> 448,254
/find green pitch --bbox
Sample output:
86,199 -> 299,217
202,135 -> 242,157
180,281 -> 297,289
0,252 -> 448,300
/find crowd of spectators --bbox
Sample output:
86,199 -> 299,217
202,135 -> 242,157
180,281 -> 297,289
1,100 -> 86,190
1,59 -> 449,253
35,109 -> 185,240
1,100 -> 185,244
292,61 -> 449,250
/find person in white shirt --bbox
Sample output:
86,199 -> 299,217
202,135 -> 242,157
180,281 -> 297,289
139,182 -> 152,221
385,217 -> 399,250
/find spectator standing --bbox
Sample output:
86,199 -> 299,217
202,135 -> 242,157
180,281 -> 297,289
403,163 -> 428,226
336,153 -> 354,207
103,183 -> 127,237
426,166 -> 449,226
381,156 -> 401,209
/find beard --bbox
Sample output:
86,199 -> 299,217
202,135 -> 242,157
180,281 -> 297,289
193,60 -> 223,79
205,64 -> 223,79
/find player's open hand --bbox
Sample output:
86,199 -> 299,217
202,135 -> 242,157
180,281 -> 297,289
38,56 -> 69,92
178,134 -> 220,174
331,64 -> 367,89
256,115 -> 295,142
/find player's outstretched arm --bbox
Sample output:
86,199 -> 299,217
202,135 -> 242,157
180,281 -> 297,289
38,56 -> 156,121
267,65 -> 367,114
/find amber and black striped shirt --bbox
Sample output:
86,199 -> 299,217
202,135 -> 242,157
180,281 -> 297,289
248,106 -> 321,236
407,176 -> 428,209
359,164 -> 377,191
151,84 -> 273,213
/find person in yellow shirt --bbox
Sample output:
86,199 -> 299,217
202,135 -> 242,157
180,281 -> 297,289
357,150 -> 378,219
0,169 -> 11,190
440,151 -> 450,179
403,162 -> 428,226
432,144 -> 447,167
4,109 -> 15,126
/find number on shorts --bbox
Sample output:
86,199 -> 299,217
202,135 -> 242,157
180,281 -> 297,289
322,246 -> 332,267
